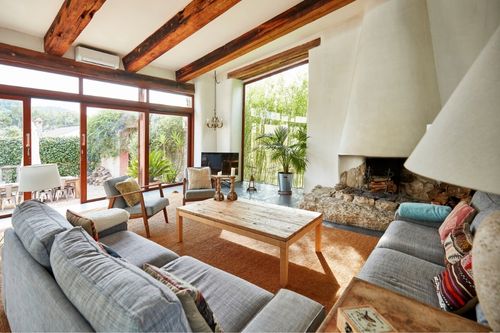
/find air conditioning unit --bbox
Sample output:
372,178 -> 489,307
75,46 -> 120,69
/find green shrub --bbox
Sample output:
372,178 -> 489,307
129,150 -> 177,183
39,137 -> 80,176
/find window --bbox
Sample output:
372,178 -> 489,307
243,64 -> 308,188
86,107 -> 139,199
149,90 -> 192,108
83,79 -> 139,101
0,64 -> 79,93
149,114 -> 188,183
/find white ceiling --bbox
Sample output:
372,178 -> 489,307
0,0 -> 363,77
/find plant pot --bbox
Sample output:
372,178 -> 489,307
278,172 -> 293,195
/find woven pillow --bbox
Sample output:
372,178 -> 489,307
187,167 -> 212,190
433,254 -> 477,314
143,263 -> 222,332
114,177 -> 141,207
438,201 -> 476,243
443,222 -> 473,265
66,209 -> 99,241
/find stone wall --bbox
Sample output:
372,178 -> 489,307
299,185 -> 399,231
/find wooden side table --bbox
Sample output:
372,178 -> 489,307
317,277 -> 489,332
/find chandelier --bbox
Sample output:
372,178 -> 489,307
206,71 -> 223,130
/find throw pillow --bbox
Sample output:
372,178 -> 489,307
143,263 -> 222,332
433,254 -> 477,314
443,222 -> 473,265
187,167 -> 212,190
66,209 -> 99,241
397,203 -> 452,223
114,177 -> 142,207
438,201 -> 476,243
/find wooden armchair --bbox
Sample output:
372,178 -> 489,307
103,176 -> 169,238
182,167 -> 216,205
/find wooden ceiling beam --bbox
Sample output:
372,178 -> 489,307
123,0 -> 241,72
44,0 -> 107,56
0,43 -> 194,94
176,0 -> 354,82
227,38 -> 320,81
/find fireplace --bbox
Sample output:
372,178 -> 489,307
364,158 -> 406,193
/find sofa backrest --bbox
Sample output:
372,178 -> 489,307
470,191 -> 500,234
2,229 -> 93,332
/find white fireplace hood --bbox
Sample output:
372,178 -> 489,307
338,0 -> 440,158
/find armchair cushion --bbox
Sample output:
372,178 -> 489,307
114,177 -> 142,207
124,190 -> 169,217
185,188 -> 216,201
187,167 -> 212,190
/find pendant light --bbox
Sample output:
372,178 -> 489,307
206,71 -> 223,130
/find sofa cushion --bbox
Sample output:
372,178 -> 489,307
187,167 -> 212,190
377,220 -> 444,266
12,200 -> 72,268
115,177 -> 142,207
470,191 -> 500,234
397,203 -> 451,223
433,254 -> 477,314
144,263 -> 222,332
163,256 -> 273,332
438,201 -> 476,242
66,209 -> 98,240
443,222 -> 473,265
100,230 -> 179,267
242,289 -> 325,333
358,248 -> 444,308
50,227 -> 190,332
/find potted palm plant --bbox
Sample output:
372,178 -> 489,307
256,126 -> 308,194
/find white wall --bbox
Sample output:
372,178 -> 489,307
339,0 -> 441,158
304,16 -> 363,191
193,74 -> 217,166
427,0 -> 500,104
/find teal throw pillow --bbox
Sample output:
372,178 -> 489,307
397,202 -> 452,223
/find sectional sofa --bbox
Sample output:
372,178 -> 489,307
2,200 -> 324,332
358,191 -> 500,325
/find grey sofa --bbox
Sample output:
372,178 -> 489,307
358,191 -> 500,316
2,200 -> 324,332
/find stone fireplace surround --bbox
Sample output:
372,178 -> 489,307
299,157 -> 471,231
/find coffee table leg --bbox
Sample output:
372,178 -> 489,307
315,222 -> 322,252
177,210 -> 183,242
280,244 -> 289,287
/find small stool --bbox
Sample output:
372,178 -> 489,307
81,208 -> 130,234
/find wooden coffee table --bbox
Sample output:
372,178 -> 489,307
176,198 -> 323,287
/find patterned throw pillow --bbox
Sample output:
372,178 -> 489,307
66,210 -> 98,241
114,178 -> 142,207
187,167 -> 212,190
438,201 -> 476,243
443,223 -> 473,265
143,263 -> 222,332
433,254 -> 477,314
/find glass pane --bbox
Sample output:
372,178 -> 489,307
149,114 -> 188,183
87,107 -> 139,199
243,64 -> 308,188
31,99 -> 80,207
0,64 -> 79,93
149,90 -> 192,108
83,79 -> 139,101
0,98 -> 23,216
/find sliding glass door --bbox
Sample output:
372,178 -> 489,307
86,107 -> 139,200
0,97 -> 24,216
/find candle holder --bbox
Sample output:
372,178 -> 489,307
213,176 -> 224,201
227,176 -> 238,201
